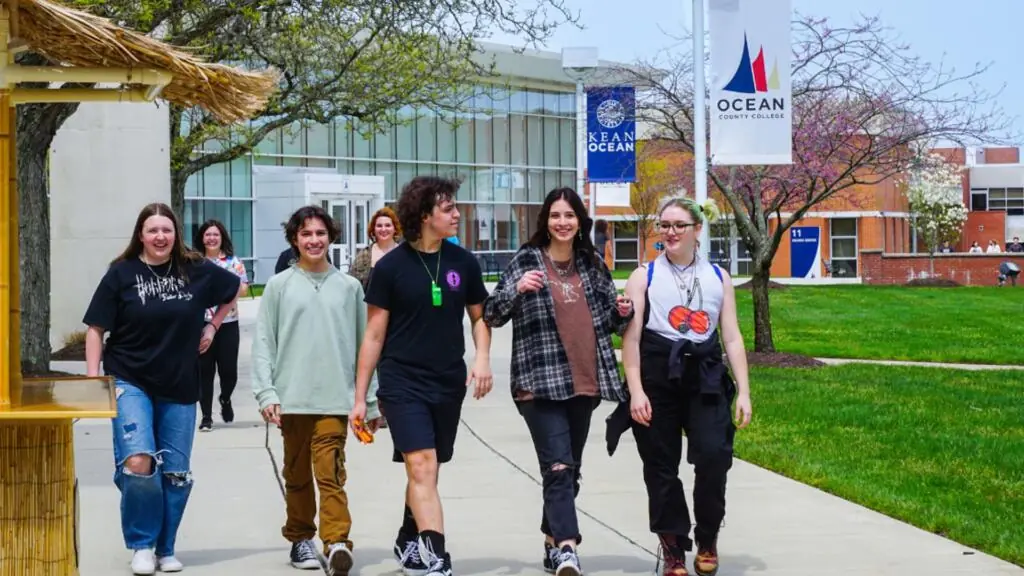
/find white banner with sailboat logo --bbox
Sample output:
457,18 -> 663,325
708,0 -> 793,165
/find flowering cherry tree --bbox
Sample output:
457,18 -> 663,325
621,15 -> 1016,353
902,154 -> 968,275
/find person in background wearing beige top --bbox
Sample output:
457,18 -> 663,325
483,187 -> 633,576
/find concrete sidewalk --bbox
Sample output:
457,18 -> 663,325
69,305 -> 1023,575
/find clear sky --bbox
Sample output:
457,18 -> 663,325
488,0 -> 1022,147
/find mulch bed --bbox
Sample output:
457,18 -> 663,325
735,280 -> 789,291
905,278 -> 962,287
746,351 -> 826,368
52,341 -> 86,361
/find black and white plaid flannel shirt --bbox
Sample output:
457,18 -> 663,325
483,245 -> 632,402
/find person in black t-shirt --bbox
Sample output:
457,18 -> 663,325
82,203 -> 241,575
352,176 -> 492,576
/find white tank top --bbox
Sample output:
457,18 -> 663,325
643,253 -> 724,344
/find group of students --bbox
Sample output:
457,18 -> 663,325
83,175 -> 752,576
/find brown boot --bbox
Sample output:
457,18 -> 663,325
657,535 -> 689,576
693,541 -> 718,576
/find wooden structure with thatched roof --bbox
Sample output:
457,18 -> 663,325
0,0 -> 277,573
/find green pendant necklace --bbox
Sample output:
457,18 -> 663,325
414,242 -> 443,307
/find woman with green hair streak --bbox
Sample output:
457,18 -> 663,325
613,196 -> 753,576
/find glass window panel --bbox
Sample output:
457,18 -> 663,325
281,123 -> 303,156
560,171 -> 575,192
1007,188 -> 1023,200
353,161 -> 373,177
416,163 -> 438,177
832,238 -> 857,259
376,162 -> 397,201
307,122 -> 330,158
448,166 -> 474,202
558,92 -> 575,117
490,85 -> 510,116
202,200 -> 231,228
334,118 -> 351,158
492,115 -> 509,165
559,118 -> 576,168
510,170 -> 528,203
492,168 -> 511,202
543,117 -> 559,167
528,170 -> 544,203
493,204 -> 514,250
989,199 -> 1006,210
397,163 -> 416,197
282,157 -> 303,167
544,92 -> 560,115
831,259 -> 857,277
229,157 -> 251,198
475,116 -> 493,164
509,89 -> 528,113
509,114 -> 526,166
989,188 -> 1006,200
472,203 -> 494,251
456,116 -> 474,163
472,85 -> 493,112
437,114 -> 456,163
203,163 -> 228,198
544,170 -> 559,195
254,123 -> 280,156
352,121 -> 372,158
185,171 -> 201,198
376,124 -> 395,160
476,167 -> 495,202
615,240 -> 638,259
527,90 -> 545,114
830,218 -> 857,237
526,116 -> 543,167
229,201 -> 253,258
417,111 -> 437,162
184,200 -> 200,247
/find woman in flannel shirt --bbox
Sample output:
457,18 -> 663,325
483,187 -> 633,576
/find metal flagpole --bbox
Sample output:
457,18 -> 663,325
693,0 -> 710,258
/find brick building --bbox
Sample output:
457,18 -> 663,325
591,142 -> 1023,285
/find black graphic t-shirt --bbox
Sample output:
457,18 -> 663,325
83,257 -> 241,404
364,242 -> 488,403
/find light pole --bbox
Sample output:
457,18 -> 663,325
692,0 -> 710,258
562,47 -> 599,239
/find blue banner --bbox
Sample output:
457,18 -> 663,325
789,226 -> 821,278
586,86 -> 636,183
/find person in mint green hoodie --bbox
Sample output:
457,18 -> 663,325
252,204 -> 382,575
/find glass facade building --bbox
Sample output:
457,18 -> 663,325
183,81 -> 579,280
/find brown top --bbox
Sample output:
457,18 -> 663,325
513,253 -> 600,402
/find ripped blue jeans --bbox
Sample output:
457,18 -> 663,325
111,379 -> 196,556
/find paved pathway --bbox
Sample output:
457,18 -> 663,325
66,298 -> 1023,575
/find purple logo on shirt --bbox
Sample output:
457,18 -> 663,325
446,270 -> 461,289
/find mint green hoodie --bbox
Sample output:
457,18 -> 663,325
251,266 -> 379,418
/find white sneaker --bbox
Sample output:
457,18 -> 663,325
131,549 -> 157,575
327,543 -> 354,576
158,555 -> 184,572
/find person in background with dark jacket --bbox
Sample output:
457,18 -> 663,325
616,197 -> 752,576
483,188 -> 632,576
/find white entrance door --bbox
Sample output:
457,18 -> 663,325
323,198 -> 372,272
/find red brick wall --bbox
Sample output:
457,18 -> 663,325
861,250 -> 1024,286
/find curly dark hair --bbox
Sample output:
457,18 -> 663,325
284,205 -> 340,247
194,219 -> 235,257
395,176 -> 460,243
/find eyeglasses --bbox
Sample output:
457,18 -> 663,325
657,221 -> 697,233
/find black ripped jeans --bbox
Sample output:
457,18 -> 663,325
199,321 -> 240,421
517,395 -> 600,544
632,332 -> 736,552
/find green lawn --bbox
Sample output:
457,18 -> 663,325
738,364 -> 1024,567
732,286 -> 1024,365
612,285 -> 1023,365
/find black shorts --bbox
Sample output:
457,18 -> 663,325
380,398 -> 464,464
